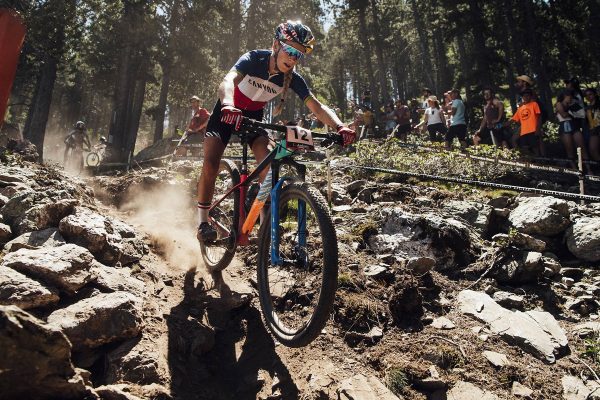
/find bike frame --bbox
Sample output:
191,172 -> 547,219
207,118 -> 336,265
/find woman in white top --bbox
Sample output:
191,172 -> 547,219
556,89 -> 590,169
415,96 -> 446,142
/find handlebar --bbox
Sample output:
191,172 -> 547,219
240,117 -> 344,146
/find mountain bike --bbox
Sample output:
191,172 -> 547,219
86,143 -> 107,167
198,117 -> 343,347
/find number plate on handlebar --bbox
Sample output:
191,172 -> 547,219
286,126 -> 315,151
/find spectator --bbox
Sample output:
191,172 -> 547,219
392,99 -> 411,141
555,90 -> 581,166
175,95 -> 210,157
363,106 -> 375,138
564,77 -> 586,136
420,88 -> 432,111
409,99 -> 421,127
415,95 -> 446,142
446,89 -> 467,151
475,88 -> 509,147
383,104 -> 396,136
515,74 -> 547,155
361,90 -> 372,109
508,88 -> 541,155
584,88 -> 600,163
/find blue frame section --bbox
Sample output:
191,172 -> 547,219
270,178 -> 287,266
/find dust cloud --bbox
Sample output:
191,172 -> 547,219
119,181 -> 202,272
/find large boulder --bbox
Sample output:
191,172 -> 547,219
508,196 -> 570,236
458,290 -> 568,363
3,227 -> 66,252
1,244 -> 98,294
369,209 -> 480,270
565,217 -> 600,262
59,208 -> 146,266
0,267 -> 59,309
0,305 -> 94,399
13,198 -> 78,235
93,265 -> 146,297
47,291 -> 143,349
442,200 -> 493,234
493,250 -> 544,285
0,222 -> 11,243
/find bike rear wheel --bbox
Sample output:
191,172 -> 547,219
257,182 -> 338,347
86,152 -> 100,167
199,159 -> 240,272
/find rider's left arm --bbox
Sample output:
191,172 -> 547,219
305,96 -> 345,130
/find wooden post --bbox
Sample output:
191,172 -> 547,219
577,147 -> 585,204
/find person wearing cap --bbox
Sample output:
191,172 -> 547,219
507,88 -> 541,155
514,74 -> 548,154
175,95 -> 211,157
414,95 -> 446,142
445,89 -> 468,151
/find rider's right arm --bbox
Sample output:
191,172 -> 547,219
218,70 -> 244,106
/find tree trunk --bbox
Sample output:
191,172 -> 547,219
466,0 -> 490,87
126,73 -> 147,160
409,0 -> 434,91
230,0 -> 242,64
24,54 -> 59,160
153,62 -> 170,143
524,0 -> 553,117
369,0 -> 388,102
355,3 -> 379,113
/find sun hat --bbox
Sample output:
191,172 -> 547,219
516,75 -> 534,86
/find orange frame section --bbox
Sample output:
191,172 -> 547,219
0,8 -> 26,127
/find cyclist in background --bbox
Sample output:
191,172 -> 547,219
196,21 -> 356,242
63,121 -> 91,170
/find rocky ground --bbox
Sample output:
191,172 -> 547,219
1,143 -> 600,400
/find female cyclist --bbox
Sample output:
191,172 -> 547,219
196,21 -> 355,241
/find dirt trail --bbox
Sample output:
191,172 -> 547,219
96,178 -> 369,400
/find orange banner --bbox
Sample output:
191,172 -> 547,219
0,8 -> 26,128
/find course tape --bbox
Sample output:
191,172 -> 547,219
346,165 -> 600,202
380,140 -> 600,182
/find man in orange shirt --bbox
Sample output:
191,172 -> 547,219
508,89 -> 541,155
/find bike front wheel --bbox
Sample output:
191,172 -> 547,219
257,182 -> 338,347
86,152 -> 100,167
199,159 -> 240,272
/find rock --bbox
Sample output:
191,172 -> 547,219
482,351 -> 510,368
338,374 -> 400,400
488,196 -> 510,209
59,208 -> 146,266
565,217 -> 600,262
562,277 -> 575,288
333,205 -> 352,212
512,381 -> 534,397
508,196 -> 570,236
406,256 -> 436,275
346,180 -> 368,197
560,267 -> 585,281
93,265 -> 146,296
388,275 -> 423,328
1,244 -> 98,294
431,316 -> 455,329
345,326 -> 384,346
0,193 -> 8,207
0,267 -> 59,309
106,339 -> 168,385
510,232 -> 546,251
0,305 -> 93,399
47,291 -> 143,349
562,375 -> 594,400
492,291 -> 524,309
0,222 -> 11,243
442,200 -> 493,233
369,209 -> 478,271
3,227 -> 66,252
95,384 -> 144,400
541,256 -> 561,277
493,250 -> 544,285
523,251 -> 543,270
458,290 -> 568,363
363,264 -> 388,278
447,381 -> 499,400
13,198 -> 78,235
565,296 -> 598,316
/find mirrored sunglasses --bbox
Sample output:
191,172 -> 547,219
279,41 -> 305,60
